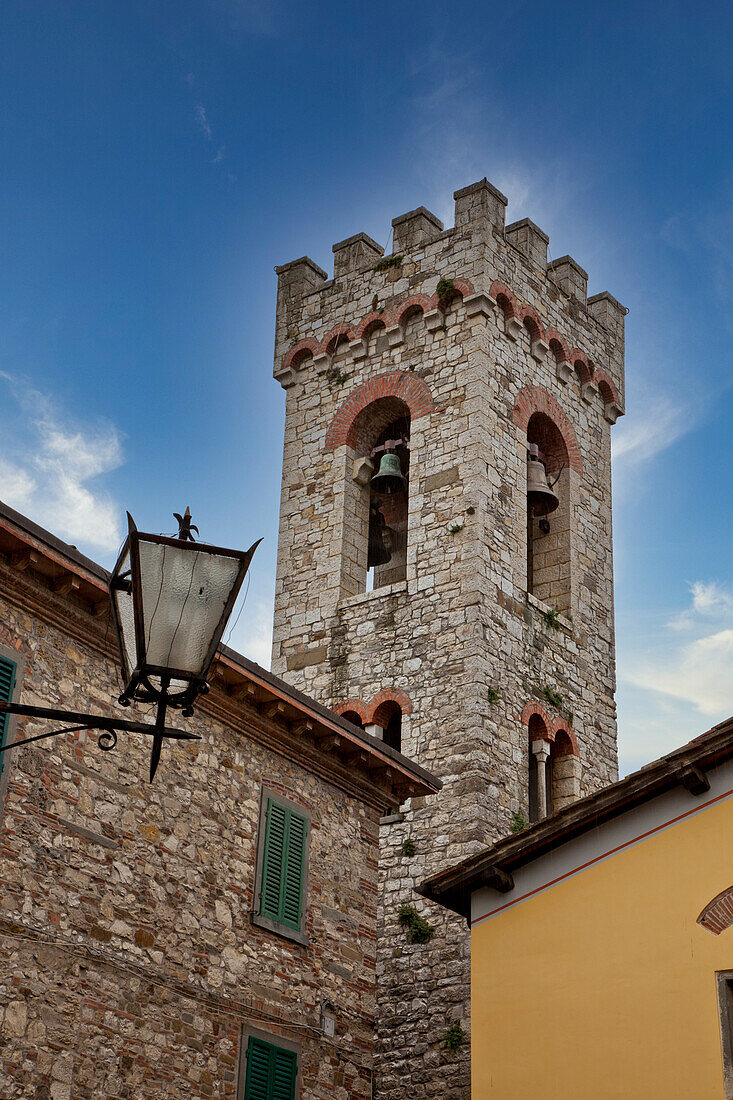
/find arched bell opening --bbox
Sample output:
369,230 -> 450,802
528,713 -> 551,823
550,729 -> 581,811
372,700 -> 402,753
526,412 -> 571,614
348,396 -> 410,593
341,709 -> 365,730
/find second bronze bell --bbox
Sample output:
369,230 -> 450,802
371,452 -> 406,496
527,445 -> 559,517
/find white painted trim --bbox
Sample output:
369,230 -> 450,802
471,758 -> 733,927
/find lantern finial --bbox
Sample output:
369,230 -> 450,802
173,507 -> 199,542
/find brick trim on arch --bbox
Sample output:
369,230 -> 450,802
551,724 -> 579,757
335,699 -> 369,725
521,702 -> 553,737
395,294 -> 434,326
545,327 -> 571,364
593,368 -> 622,407
282,338 -> 320,373
367,688 -> 412,723
512,386 -> 583,474
517,304 -> 545,341
489,281 -> 519,318
698,886 -> 733,935
324,371 -> 435,451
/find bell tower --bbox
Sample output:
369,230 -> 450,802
271,182 -> 625,1099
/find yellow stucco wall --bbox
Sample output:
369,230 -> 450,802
472,793 -> 733,1098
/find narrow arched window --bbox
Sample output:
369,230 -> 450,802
526,412 -> 571,613
345,397 -> 411,595
372,700 -> 402,753
528,713 -> 551,823
341,709 -> 364,729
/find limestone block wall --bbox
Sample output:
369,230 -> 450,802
271,179 -> 626,1098
0,568 -> 384,1100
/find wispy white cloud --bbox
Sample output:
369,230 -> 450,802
612,391 -> 690,468
0,375 -> 123,553
620,580 -> 733,739
194,102 -> 212,141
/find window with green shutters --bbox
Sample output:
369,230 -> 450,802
259,798 -> 308,932
0,656 -> 17,778
243,1036 -> 297,1100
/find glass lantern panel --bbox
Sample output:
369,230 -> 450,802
138,539 -> 241,677
111,547 -> 137,675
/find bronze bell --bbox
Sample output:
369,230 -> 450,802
527,445 -> 559,517
368,504 -> 393,567
371,451 -> 406,496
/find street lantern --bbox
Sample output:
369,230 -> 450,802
0,509 -> 261,782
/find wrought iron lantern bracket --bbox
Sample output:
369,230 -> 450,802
0,700 -> 201,782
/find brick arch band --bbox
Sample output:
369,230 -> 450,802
512,386 -> 583,475
336,689 -> 412,726
521,702 -> 579,756
698,886 -> 733,935
325,371 -> 435,451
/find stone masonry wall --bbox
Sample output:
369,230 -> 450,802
271,180 -> 626,1098
0,567 -> 382,1100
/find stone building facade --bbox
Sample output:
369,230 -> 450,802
0,502 -> 438,1099
271,179 -> 626,1097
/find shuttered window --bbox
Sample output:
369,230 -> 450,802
243,1036 -> 297,1100
0,656 -> 17,778
259,798 -> 307,932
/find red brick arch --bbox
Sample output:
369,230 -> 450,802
593,368 -> 622,408
545,327 -> 571,365
521,702 -> 553,738
489,281 -> 519,319
698,886 -> 733,935
336,690 -> 413,727
551,723 -> 579,757
395,294 -> 434,326
512,386 -> 583,474
367,688 -> 412,722
282,338 -> 319,373
517,305 -> 545,342
335,699 -> 369,725
324,371 -> 435,451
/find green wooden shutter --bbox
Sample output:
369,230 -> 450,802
281,812 -> 306,930
259,799 -> 307,932
0,657 -> 16,778
244,1037 -> 297,1100
272,1046 -> 297,1100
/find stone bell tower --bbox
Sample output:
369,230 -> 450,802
270,180 -> 625,1099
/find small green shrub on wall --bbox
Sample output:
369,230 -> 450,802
398,904 -> 434,944
443,1021 -> 466,1053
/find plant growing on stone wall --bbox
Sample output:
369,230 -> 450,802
436,277 -> 455,303
466,506 -> 475,515
398,904 -> 434,945
371,293 -> 380,313
326,366 -> 349,391
487,687 -> 500,704
443,1021 -> 466,1053
543,608 -> 562,630
402,837 -> 416,857
449,523 -> 464,535
543,685 -> 563,709
511,810 -> 528,834
374,253 -> 403,273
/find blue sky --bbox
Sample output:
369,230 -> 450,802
2,0 -> 733,774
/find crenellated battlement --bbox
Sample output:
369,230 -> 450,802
273,177 -> 626,423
